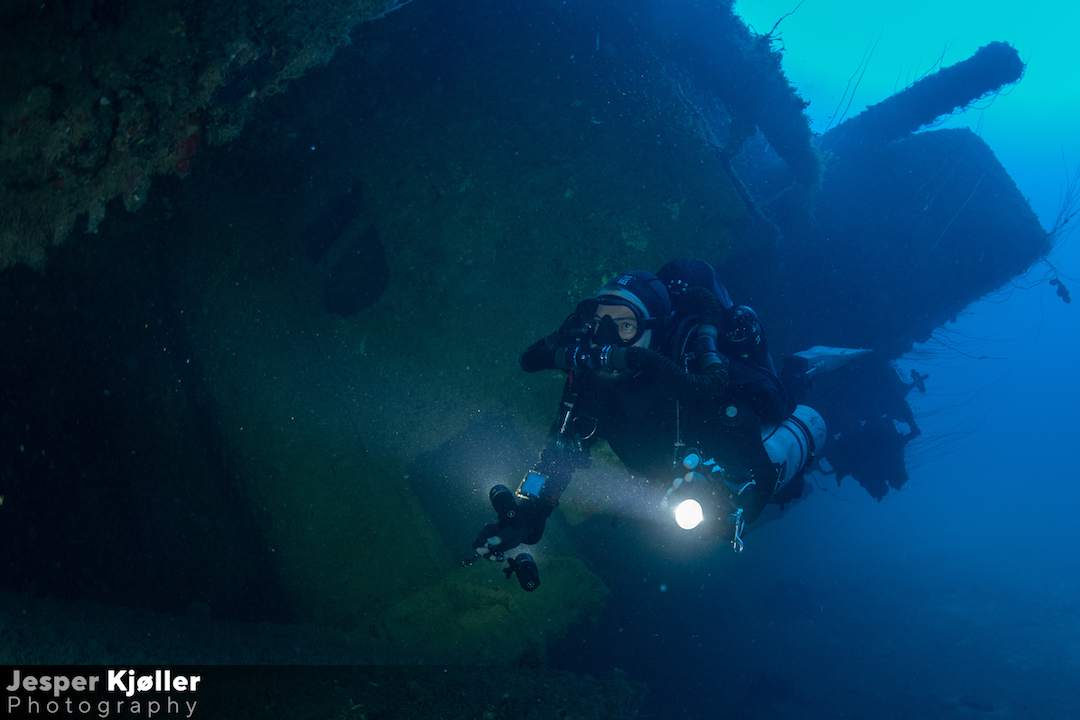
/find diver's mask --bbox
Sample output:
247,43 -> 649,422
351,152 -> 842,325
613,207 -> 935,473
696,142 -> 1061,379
593,312 -> 639,347
590,299 -> 657,348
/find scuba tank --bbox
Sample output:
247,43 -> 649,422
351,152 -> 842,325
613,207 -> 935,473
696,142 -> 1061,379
761,405 -> 826,496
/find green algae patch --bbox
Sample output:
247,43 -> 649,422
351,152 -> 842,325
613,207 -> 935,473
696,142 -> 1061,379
375,551 -> 610,663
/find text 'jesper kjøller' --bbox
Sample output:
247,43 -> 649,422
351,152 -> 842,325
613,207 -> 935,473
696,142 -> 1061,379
7,668 -> 200,718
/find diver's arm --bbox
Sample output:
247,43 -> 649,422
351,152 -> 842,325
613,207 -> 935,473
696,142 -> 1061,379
473,366 -> 592,559
553,344 -> 729,399
475,319 -> 595,559
471,438 -> 589,558
530,435 -> 592,512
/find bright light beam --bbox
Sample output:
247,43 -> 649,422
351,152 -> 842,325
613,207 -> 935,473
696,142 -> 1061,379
674,498 -> 704,530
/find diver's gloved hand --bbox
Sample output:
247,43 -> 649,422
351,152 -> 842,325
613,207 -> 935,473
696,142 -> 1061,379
520,333 -> 561,373
472,488 -> 548,560
519,301 -> 597,373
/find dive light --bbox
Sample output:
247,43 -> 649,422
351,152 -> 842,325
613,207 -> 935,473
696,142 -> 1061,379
661,447 -> 746,551
674,498 -> 705,530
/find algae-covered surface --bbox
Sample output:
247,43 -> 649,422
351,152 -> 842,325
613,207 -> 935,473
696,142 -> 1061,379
0,0 -> 406,270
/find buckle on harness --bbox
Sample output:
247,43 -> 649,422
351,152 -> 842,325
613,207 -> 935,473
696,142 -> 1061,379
730,507 -> 745,553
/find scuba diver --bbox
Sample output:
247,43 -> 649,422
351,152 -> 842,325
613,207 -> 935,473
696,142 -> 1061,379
468,258 -> 831,590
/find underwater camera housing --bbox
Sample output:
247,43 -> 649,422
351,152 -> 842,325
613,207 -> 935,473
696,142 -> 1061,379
489,484 -> 519,522
485,484 -> 542,591
505,553 -> 539,591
